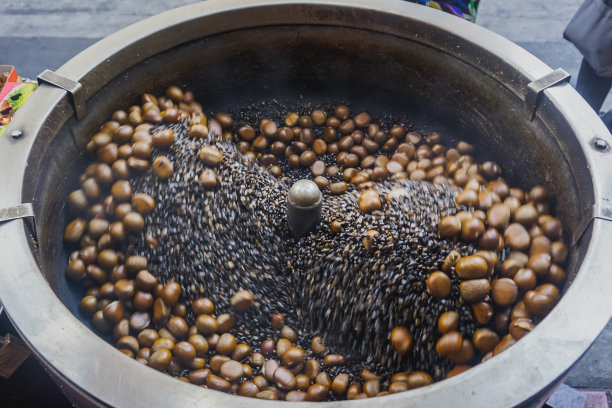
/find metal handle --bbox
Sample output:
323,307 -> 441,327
37,69 -> 87,120
525,68 -> 571,121
0,203 -> 37,245
0,203 -> 34,224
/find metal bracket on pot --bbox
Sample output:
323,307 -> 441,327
571,203 -> 612,248
37,70 -> 87,120
0,203 -> 34,224
525,69 -> 571,121
0,203 -> 37,241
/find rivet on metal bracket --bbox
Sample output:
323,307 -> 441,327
592,138 -> 610,152
37,69 -> 87,120
10,130 -> 24,140
525,68 -> 571,121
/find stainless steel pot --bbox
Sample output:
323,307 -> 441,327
1,1 -> 611,406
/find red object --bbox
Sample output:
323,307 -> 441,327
0,65 -> 19,101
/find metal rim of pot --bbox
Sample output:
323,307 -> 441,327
1,1 -> 612,406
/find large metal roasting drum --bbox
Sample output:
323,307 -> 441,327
1,0 -> 612,406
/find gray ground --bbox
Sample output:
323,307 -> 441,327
0,0 -> 609,391
478,0 -> 612,112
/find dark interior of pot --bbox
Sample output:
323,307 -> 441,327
26,24 -> 587,346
